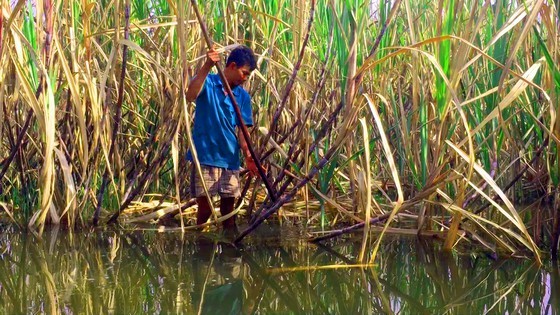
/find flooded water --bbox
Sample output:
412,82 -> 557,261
0,224 -> 558,314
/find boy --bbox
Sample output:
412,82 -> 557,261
186,45 -> 258,230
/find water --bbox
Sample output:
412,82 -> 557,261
0,224 -> 558,314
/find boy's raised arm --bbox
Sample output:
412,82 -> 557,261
185,47 -> 220,102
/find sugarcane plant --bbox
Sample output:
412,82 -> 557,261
0,0 -> 559,261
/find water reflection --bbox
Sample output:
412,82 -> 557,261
0,226 -> 557,314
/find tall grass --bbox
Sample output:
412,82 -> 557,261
0,0 -> 559,259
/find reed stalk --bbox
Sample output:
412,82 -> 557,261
94,0 -> 132,226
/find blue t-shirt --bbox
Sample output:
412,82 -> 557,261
188,74 -> 253,170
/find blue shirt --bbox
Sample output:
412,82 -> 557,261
188,74 -> 253,170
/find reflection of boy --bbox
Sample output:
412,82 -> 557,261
192,240 -> 244,315
186,45 -> 258,230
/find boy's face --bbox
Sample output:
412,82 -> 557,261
226,62 -> 252,87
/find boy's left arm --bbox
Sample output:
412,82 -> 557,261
238,128 -> 258,176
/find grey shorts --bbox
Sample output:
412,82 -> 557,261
190,164 -> 240,198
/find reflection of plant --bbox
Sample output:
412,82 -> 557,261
0,231 -> 556,314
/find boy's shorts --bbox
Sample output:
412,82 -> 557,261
190,164 -> 240,198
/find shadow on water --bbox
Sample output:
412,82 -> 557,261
0,225 -> 558,314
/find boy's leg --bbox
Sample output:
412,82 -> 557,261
218,168 -> 240,229
220,197 -> 236,228
196,196 -> 212,225
192,165 -> 219,225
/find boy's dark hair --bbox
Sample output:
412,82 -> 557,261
226,45 -> 257,71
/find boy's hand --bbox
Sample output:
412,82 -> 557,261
205,47 -> 220,66
245,156 -> 259,177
